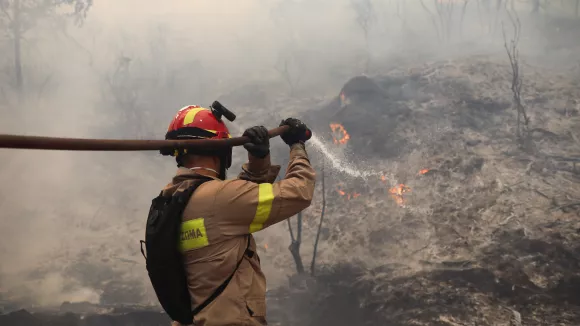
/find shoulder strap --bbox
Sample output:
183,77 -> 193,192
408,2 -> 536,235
192,235 -> 253,316
140,177 -> 213,260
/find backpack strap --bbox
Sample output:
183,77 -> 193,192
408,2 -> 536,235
192,234 -> 253,316
140,180 -> 211,261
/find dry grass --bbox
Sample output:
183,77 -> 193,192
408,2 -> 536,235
262,55 -> 580,325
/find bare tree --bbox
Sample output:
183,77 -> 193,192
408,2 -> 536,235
434,0 -> 455,42
0,0 -> 91,99
287,212 -> 305,274
420,0 -> 466,42
502,8 -> 532,150
351,0 -> 374,73
459,0 -> 471,38
283,158 -> 327,276
419,0 -> 442,42
475,0 -> 507,36
274,53 -> 302,97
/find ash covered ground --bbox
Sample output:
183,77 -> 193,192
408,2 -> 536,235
1,1 -> 580,326
266,58 -> 580,326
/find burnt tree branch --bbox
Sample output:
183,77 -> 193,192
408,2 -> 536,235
282,173 -> 304,274
419,0 -> 442,42
502,8 -> 532,150
288,211 -> 305,274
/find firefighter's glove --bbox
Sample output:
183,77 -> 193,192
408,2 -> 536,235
243,126 -> 270,159
279,118 -> 311,146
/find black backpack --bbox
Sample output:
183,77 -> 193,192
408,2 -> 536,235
140,177 -> 252,325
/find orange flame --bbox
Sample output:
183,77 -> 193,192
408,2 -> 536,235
330,123 -> 350,145
337,188 -> 361,200
419,169 -> 430,175
389,184 -> 411,206
264,243 -> 268,250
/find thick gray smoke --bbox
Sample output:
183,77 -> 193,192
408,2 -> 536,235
0,0 -> 576,309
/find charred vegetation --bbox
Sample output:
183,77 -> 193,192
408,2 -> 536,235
1,1 -> 580,326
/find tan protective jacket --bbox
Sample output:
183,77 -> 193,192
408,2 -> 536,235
164,143 -> 315,326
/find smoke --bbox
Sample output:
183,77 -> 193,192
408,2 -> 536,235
28,273 -> 102,307
0,0 -> 577,308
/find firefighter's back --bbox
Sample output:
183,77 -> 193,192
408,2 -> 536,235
172,177 -> 269,326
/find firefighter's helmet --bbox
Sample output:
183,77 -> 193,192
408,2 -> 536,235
164,105 -> 232,175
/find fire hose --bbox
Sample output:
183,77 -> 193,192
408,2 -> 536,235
0,101 -> 310,152
0,125 -> 290,152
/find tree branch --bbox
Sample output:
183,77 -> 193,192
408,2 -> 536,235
502,7 -> 531,150
288,211 -> 305,274
419,0 -> 442,42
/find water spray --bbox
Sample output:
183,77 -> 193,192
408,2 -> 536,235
309,135 -> 384,179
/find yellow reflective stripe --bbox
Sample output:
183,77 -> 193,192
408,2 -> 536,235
183,108 -> 206,125
249,183 -> 274,233
204,130 -> 231,138
179,218 -> 209,252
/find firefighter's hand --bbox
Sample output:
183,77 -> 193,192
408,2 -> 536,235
279,118 -> 312,146
243,126 -> 270,158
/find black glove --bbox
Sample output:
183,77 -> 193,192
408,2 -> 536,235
243,126 -> 270,158
279,118 -> 311,146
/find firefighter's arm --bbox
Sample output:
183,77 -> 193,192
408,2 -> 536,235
215,143 -> 315,235
237,153 -> 281,184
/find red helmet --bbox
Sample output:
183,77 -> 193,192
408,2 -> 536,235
164,105 -> 232,173
165,105 -> 231,141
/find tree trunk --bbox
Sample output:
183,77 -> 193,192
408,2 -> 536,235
288,212 -> 304,274
13,0 -> 23,97
288,241 -> 305,274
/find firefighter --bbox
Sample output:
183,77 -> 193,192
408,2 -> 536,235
162,105 -> 316,326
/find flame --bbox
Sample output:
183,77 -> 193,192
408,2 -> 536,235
389,184 -> 411,207
330,123 -> 350,145
264,243 -> 268,250
337,188 -> 361,200
419,169 -> 430,175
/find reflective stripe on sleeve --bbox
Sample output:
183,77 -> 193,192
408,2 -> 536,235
180,218 -> 210,252
249,183 -> 274,233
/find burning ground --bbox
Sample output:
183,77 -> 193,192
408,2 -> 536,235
259,56 -> 580,326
